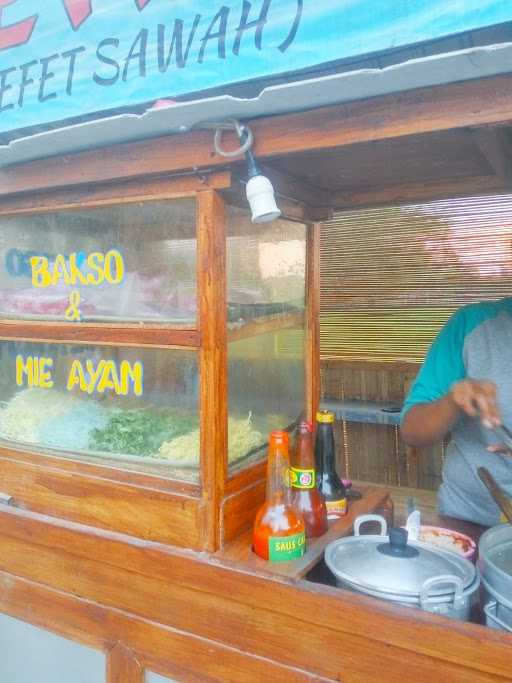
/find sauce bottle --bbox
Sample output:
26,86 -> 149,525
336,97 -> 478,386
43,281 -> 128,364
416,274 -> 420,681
253,430 -> 306,562
291,421 -> 328,538
315,411 -> 347,519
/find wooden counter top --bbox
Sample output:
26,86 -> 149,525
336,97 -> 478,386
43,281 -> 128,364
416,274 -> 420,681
214,486 -> 392,580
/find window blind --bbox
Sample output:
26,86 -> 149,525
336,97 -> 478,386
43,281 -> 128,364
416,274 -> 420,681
320,194 -> 512,362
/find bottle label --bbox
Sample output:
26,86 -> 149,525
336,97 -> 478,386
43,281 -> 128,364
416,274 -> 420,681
268,533 -> 306,562
325,498 -> 347,517
290,467 -> 315,489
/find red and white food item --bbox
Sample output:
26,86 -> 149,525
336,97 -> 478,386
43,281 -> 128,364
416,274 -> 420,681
418,526 -> 476,558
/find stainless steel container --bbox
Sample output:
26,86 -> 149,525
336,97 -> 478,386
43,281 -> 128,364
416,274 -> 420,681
484,600 -> 512,632
325,514 -> 480,621
478,523 -> 512,631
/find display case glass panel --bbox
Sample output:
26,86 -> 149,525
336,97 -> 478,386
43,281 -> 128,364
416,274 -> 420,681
0,199 -> 196,324
226,206 -> 306,326
0,341 -> 200,482
226,209 -> 307,472
227,327 -> 306,473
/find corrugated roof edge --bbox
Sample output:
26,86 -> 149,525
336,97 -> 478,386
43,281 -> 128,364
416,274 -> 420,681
1,41 -> 511,169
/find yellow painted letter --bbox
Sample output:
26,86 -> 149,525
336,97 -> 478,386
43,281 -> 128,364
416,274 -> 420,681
30,256 -> 51,288
120,360 -> 143,396
16,355 -> 34,387
86,253 -> 104,285
104,249 -> 125,285
51,254 -> 71,286
67,360 -> 88,392
39,358 -> 54,389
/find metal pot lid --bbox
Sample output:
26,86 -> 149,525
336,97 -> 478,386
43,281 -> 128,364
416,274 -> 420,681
479,524 -> 512,577
325,524 -> 477,599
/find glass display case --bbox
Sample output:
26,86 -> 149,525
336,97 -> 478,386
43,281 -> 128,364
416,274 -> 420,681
0,181 -> 312,550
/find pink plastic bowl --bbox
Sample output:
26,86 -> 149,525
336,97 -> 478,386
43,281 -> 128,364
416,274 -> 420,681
417,525 -> 476,561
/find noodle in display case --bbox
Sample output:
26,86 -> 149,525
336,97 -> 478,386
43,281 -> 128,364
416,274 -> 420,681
0,341 -> 202,481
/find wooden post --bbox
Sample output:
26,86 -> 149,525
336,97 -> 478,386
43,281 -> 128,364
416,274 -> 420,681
306,222 -> 321,423
197,189 -> 227,552
107,643 -> 143,683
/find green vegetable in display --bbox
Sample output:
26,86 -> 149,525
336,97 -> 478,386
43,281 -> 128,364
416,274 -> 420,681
89,408 -> 196,457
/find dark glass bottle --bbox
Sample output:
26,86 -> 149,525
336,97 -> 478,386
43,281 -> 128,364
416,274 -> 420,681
291,421 -> 328,538
315,411 -> 347,519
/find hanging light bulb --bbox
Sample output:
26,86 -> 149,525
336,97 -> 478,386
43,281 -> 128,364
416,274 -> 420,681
244,147 -> 281,224
211,119 -> 281,224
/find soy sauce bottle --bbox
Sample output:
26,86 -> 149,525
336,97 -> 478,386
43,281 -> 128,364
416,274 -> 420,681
315,411 -> 347,519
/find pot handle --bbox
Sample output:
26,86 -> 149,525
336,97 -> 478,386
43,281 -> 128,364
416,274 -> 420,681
419,575 -> 464,610
354,514 -> 388,537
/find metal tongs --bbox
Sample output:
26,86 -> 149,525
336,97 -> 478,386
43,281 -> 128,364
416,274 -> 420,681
489,423 -> 512,453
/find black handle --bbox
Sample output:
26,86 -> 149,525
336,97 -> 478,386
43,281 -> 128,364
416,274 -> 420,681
389,527 -> 408,550
377,526 -> 419,558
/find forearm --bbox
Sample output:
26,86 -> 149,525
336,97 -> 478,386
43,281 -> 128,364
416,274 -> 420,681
401,394 -> 460,447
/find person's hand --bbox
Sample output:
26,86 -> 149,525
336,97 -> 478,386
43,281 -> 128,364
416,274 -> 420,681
449,379 -> 501,428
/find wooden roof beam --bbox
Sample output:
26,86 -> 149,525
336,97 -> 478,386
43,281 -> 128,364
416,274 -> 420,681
329,175 -> 506,212
471,126 -> 512,181
3,73 -> 512,197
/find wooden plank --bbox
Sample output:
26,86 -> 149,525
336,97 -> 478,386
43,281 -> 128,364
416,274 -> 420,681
0,443 -> 199,495
107,643 -> 143,683
227,311 -> 305,343
236,164 -> 332,208
220,478 -> 266,546
0,171 -> 231,216
198,190 -> 227,552
0,570 -> 325,683
306,223 -> 321,423
225,459 -> 266,493
0,507 -> 510,682
357,480 -> 439,525
222,183 -> 329,224
5,74 -> 512,197
330,174 -> 506,211
0,454 -> 204,547
0,319 -> 199,348
217,487 -> 391,579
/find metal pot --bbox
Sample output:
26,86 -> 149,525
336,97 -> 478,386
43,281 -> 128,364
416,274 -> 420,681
484,600 -> 512,632
325,514 -> 480,621
478,523 -> 512,631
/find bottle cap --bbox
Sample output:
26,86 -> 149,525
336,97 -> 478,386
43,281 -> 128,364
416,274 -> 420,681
269,430 -> 289,446
316,410 -> 335,424
298,421 -> 313,433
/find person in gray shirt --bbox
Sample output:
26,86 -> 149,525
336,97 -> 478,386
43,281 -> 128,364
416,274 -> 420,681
401,298 -> 512,526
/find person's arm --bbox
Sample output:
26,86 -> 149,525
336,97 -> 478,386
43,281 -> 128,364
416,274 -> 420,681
401,379 -> 500,447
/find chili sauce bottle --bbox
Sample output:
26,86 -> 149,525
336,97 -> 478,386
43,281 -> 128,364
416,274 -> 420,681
315,411 -> 347,519
253,430 -> 306,562
291,421 -> 328,538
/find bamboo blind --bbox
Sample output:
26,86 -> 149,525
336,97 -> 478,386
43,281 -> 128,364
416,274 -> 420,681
320,194 -> 512,362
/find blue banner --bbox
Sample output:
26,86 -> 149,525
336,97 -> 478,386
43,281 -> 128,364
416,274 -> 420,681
0,0 -> 511,135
